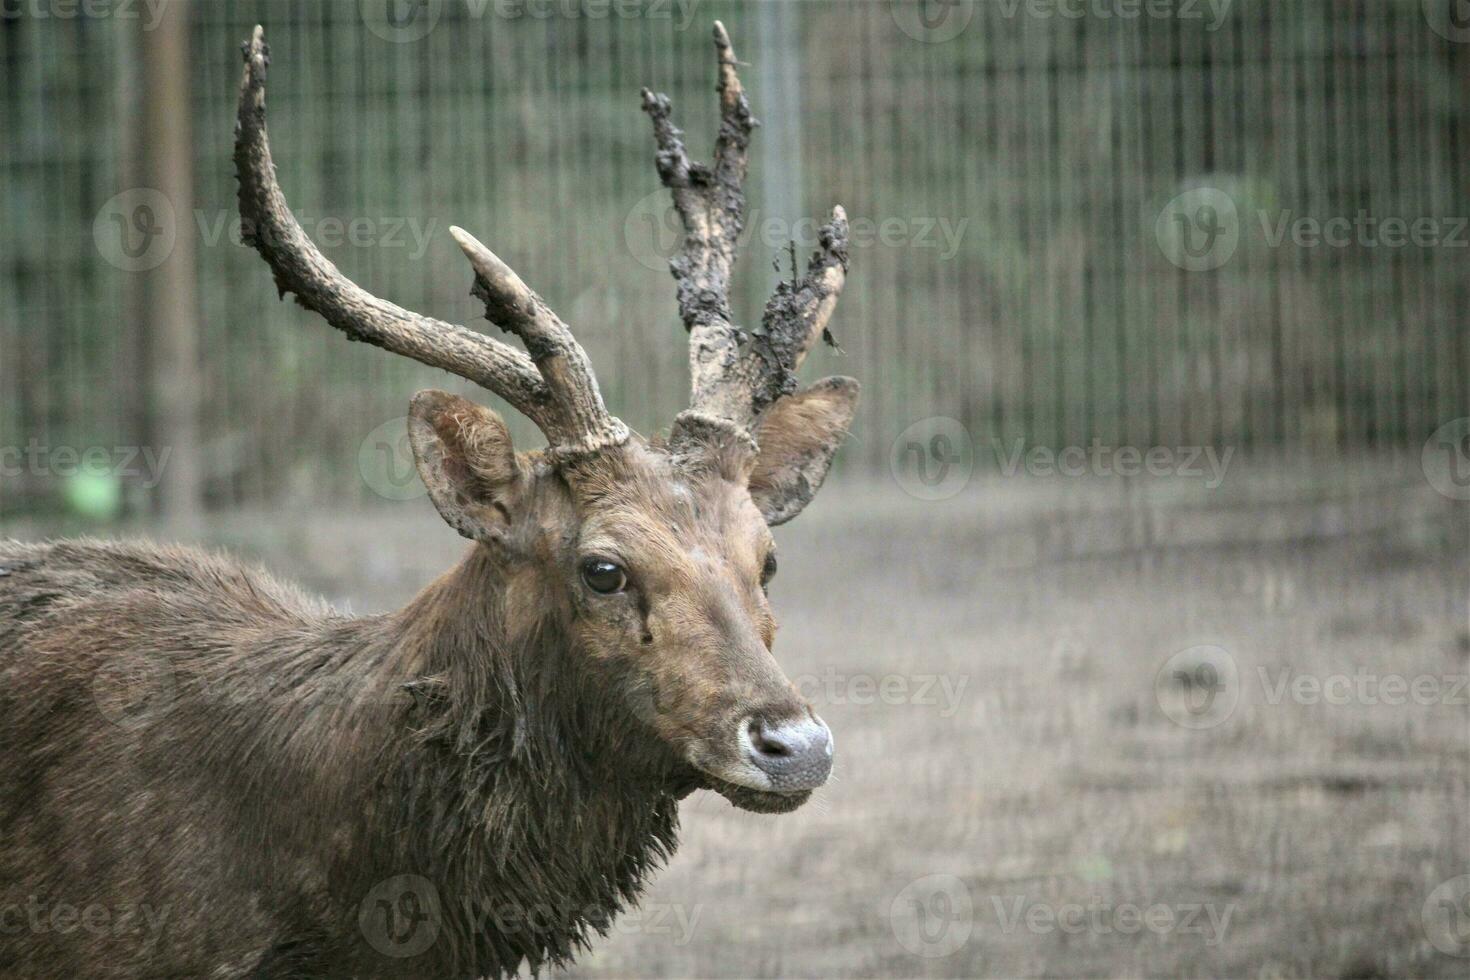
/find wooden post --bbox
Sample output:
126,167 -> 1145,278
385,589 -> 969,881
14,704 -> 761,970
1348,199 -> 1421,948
139,1 -> 202,529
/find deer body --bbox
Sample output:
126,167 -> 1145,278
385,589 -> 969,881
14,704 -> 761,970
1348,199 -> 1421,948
0,538 -> 685,978
0,23 -> 858,979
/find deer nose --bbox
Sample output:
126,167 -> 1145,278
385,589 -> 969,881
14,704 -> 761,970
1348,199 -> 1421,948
744,715 -> 833,791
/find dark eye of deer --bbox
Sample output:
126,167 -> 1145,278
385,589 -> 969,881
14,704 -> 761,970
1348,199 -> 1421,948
582,559 -> 626,595
761,552 -> 778,587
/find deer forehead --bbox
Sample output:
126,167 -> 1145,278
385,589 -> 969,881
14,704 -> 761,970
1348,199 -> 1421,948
576,479 -> 767,569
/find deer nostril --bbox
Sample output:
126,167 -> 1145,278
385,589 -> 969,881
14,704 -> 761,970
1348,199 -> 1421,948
749,719 -> 793,757
742,715 -> 834,791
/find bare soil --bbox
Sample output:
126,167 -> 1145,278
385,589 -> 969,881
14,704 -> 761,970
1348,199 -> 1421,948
7,463 -> 1466,979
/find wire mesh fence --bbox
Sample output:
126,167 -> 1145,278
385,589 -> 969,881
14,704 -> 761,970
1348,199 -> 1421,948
1,0 -> 1466,519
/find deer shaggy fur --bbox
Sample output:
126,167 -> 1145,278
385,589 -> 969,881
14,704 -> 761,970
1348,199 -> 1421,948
0,533 -> 685,978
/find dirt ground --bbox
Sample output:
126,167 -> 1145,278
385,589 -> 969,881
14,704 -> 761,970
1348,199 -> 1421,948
7,458 -> 1467,978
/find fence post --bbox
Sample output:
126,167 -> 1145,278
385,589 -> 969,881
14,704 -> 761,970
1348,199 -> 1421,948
139,1 -> 203,529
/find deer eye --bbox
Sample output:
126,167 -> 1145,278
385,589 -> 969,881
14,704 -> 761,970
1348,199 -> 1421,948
581,558 -> 627,595
761,552 -> 778,587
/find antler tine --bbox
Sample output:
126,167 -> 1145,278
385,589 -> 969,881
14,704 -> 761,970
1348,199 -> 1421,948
641,20 -> 757,427
755,205 -> 850,388
643,23 -> 851,437
235,27 -> 564,441
449,227 -> 628,456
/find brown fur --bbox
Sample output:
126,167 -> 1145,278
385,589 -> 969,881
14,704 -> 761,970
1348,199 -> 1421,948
0,403 -> 854,979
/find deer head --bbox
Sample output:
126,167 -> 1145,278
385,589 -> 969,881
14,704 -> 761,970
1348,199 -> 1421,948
235,24 -> 856,814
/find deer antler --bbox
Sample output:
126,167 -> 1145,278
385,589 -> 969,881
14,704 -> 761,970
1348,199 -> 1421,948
642,22 -> 850,439
448,227 -> 629,455
235,26 -> 627,456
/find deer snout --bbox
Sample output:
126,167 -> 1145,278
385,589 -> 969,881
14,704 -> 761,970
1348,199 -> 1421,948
741,714 -> 833,792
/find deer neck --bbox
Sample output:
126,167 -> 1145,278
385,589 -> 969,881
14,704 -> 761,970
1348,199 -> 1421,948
356,546 -> 685,972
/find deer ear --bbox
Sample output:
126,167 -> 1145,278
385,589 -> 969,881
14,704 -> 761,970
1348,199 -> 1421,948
407,390 -> 525,542
748,377 -> 860,526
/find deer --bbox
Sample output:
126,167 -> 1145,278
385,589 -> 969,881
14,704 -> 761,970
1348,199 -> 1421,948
0,21 -> 856,980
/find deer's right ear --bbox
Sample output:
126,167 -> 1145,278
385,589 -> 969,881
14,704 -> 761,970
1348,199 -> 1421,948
407,390 -> 525,543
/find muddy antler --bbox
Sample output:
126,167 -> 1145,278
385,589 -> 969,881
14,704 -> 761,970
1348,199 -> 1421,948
236,26 -> 627,456
642,22 -> 850,439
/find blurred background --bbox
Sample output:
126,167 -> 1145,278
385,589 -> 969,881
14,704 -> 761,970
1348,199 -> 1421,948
2,1 -> 1468,977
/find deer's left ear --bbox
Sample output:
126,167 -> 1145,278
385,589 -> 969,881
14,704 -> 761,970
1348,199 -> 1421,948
748,377 -> 860,526
407,389 -> 526,543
